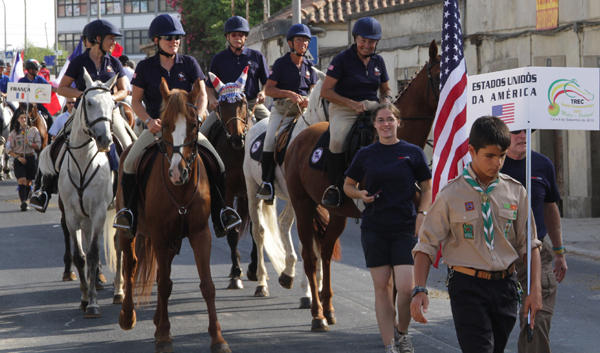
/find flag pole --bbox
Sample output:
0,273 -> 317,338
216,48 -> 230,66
526,128 -> 533,342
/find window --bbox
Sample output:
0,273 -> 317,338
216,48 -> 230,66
91,0 -> 122,15
124,30 -> 151,54
57,0 -> 87,17
58,33 -> 81,56
158,0 -> 169,12
124,0 -> 155,14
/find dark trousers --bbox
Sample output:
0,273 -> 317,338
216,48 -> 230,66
448,271 -> 519,353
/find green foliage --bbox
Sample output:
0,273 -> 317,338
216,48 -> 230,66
167,0 -> 289,68
23,40 -> 56,63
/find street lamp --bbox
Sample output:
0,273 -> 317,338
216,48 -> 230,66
1,0 -> 6,57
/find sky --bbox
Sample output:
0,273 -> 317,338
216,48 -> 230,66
0,0 -> 55,55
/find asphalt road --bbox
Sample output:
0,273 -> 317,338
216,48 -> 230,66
0,174 -> 599,353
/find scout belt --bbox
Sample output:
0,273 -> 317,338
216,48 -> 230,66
449,262 -> 515,281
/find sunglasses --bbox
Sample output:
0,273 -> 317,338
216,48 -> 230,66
160,35 -> 181,41
510,129 -> 537,134
66,101 -> 76,105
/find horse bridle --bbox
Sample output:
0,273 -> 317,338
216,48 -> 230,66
80,86 -> 115,137
159,102 -> 200,173
215,98 -> 251,144
399,59 -> 441,122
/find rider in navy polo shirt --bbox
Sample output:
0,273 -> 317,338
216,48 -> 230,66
255,23 -> 318,203
114,14 -> 240,239
201,16 -> 270,137
321,17 -> 393,207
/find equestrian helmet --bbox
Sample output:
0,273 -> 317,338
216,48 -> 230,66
352,17 -> 382,40
25,59 -> 41,71
0,59 -> 5,67
286,23 -> 311,42
148,14 -> 185,39
87,19 -> 122,44
82,23 -> 89,41
224,16 -> 250,35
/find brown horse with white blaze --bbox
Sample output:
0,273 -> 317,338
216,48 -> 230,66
118,78 -> 231,353
284,40 -> 440,331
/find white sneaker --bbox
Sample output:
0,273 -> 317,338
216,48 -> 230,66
385,339 -> 399,353
396,331 -> 414,353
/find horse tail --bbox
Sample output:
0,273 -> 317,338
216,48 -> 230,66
236,196 -> 251,239
103,208 -> 118,272
38,145 -> 56,176
260,199 -> 287,275
133,235 -> 157,307
312,205 -> 342,261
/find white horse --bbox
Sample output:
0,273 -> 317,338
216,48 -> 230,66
39,68 -> 119,318
0,96 -> 15,180
244,68 -> 327,306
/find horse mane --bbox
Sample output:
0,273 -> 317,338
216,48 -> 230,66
160,89 -> 190,130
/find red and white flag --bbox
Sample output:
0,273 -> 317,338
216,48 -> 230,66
432,0 -> 471,267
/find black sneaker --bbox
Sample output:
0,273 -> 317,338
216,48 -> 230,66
21,201 -> 29,212
321,186 -> 341,207
29,191 -> 49,213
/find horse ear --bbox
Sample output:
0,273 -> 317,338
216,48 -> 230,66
429,39 -> 438,61
312,67 -> 326,81
83,67 -> 94,89
235,66 -> 249,89
189,78 -> 202,104
159,77 -> 170,101
209,72 -> 224,93
104,74 -> 118,90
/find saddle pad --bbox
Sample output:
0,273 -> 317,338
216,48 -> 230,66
207,119 -> 225,146
274,119 -> 298,166
249,131 -> 266,163
134,141 -> 160,190
198,144 -> 219,184
308,129 -> 330,171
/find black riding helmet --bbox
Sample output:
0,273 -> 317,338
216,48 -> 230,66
0,59 -> 6,67
25,59 -> 41,71
224,16 -> 250,35
148,14 -> 185,58
82,23 -> 89,42
87,19 -> 122,55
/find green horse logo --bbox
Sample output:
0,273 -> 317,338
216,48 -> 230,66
547,79 -> 594,116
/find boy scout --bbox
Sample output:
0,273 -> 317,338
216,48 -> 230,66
410,116 -> 543,353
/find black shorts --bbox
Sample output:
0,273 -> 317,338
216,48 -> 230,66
361,229 -> 417,268
13,155 -> 37,180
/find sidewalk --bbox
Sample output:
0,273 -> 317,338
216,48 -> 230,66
561,218 -> 600,260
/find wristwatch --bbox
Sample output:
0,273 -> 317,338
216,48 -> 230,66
412,286 -> 428,297
418,211 -> 427,215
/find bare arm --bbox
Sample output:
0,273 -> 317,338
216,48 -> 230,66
416,179 -> 433,236
379,81 -> 393,102
320,75 -> 363,113
131,85 -> 158,133
543,202 -> 567,282
343,176 -> 375,204
206,86 -> 219,112
57,75 -> 83,99
523,247 -> 543,329
196,80 -> 208,119
112,77 -> 129,102
410,252 -> 432,324
264,79 -> 305,103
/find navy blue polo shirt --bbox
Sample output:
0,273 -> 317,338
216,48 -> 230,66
18,75 -> 50,84
206,46 -> 269,100
327,44 -> 389,102
1,74 -> 10,93
268,52 -> 317,100
345,140 -> 431,232
65,50 -> 126,92
132,53 -> 206,120
501,152 -> 561,239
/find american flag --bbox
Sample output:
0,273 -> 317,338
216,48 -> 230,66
432,0 -> 471,267
492,103 -> 515,124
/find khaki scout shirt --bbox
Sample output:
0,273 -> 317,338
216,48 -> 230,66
7,127 -> 41,155
413,165 -> 541,272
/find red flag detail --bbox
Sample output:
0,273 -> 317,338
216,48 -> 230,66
42,92 -> 62,116
112,42 -> 124,58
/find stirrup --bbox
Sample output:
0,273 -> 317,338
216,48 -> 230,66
256,182 -> 274,200
29,190 -> 49,212
321,185 -> 341,207
113,208 -> 134,230
220,206 -> 242,231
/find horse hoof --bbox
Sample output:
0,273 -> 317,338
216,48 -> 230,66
278,273 -> 294,289
119,310 -> 137,331
155,331 -> 173,343
80,300 -> 88,312
62,271 -> 76,281
84,306 -> 102,318
254,285 -> 269,297
311,318 -> 330,332
227,278 -> 244,290
324,311 -> 337,325
228,267 -> 243,279
299,297 -> 312,309
98,273 -> 107,283
154,342 -> 174,353
113,294 -> 124,304
210,343 -> 232,353
246,268 -> 258,282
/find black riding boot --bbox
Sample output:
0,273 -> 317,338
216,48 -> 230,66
211,172 -> 242,238
30,174 -> 57,213
113,172 -> 138,239
256,151 -> 275,205
18,185 -> 29,211
321,152 -> 345,207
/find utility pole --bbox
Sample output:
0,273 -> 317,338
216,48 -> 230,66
292,0 -> 301,25
246,0 -> 249,22
1,0 -> 6,58
45,23 -> 49,48
24,0 -> 27,54
231,0 -> 234,17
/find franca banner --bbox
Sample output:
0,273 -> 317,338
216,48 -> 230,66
6,82 -> 52,104
467,67 -> 600,131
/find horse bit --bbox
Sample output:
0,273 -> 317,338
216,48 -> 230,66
215,98 -> 251,144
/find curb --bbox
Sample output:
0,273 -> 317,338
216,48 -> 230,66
566,246 -> 600,261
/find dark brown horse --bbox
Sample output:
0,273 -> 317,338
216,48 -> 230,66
118,78 -> 231,353
283,40 -> 440,331
207,70 -> 254,290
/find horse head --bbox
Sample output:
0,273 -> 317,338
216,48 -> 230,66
159,77 -> 201,186
79,68 -> 117,152
395,39 -> 441,149
208,67 -> 250,150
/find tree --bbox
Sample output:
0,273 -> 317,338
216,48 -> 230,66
167,0 -> 289,69
23,39 -> 55,63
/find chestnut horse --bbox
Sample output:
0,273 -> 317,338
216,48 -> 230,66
207,69 -> 253,290
284,40 -> 440,331
118,78 -> 231,353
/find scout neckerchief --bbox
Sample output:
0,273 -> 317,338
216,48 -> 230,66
463,163 -> 498,250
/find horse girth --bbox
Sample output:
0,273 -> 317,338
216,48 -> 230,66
64,139 -> 105,218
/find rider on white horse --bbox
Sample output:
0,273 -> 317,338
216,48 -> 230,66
113,14 -> 240,239
30,19 -> 134,212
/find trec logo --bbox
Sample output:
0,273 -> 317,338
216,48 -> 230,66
547,79 -> 594,117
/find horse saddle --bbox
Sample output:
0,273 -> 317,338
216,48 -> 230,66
308,112 -> 375,171
247,117 -> 299,167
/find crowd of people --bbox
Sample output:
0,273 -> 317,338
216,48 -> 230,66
0,12 -> 568,353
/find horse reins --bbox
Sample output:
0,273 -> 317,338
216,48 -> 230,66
215,98 -> 251,144
397,59 -> 441,121
159,102 -> 200,174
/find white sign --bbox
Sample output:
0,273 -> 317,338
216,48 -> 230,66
54,50 -> 63,56
7,82 -> 52,104
467,67 -> 600,131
